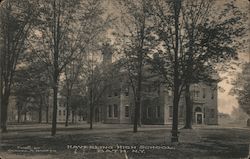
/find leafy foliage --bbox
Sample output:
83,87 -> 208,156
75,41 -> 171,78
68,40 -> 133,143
231,63 -> 250,115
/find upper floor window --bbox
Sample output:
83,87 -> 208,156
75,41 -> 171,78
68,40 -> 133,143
108,93 -> 112,97
125,106 -> 129,117
194,91 -> 199,98
108,105 -> 112,117
147,107 -> 152,118
169,106 -> 173,117
203,108 -> 206,118
125,91 -> 129,96
211,90 -> 214,99
203,87 -> 206,98
107,86 -> 112,97
179,106 -> 183,117
59,110 -> 62,116
168,90 -> 172,96
123,86 -> 129,96
156,106 -> 160,118
210,109 -> 215,118
114,104 -> 118,117
157,89 -> 160,95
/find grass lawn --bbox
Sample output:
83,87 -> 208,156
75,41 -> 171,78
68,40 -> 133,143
0,124 -> 250,159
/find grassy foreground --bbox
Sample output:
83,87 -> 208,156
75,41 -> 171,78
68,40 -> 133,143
0,124 -> 250,159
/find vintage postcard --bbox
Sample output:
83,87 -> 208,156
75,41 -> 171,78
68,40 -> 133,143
0,0 -> 249,159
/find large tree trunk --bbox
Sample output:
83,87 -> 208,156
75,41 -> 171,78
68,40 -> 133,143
24,112 -> 27,122
72,110 -> 75,124
171,87 -> 180,142
138,103 -> 142,127
51,84 -> 58,136
51,0 -> 60,136
17,105 -> 21,123
183,84 -> 192,129
65,93 -> 70,127
89,87 -> 93,129
46,105 -> 49,124
1,96 -> 9,133
38,96 -> 43,123
133,100 -> 140,132
171,0 -> 181,143
133,57 -> 142,133
89,105 -> 93,129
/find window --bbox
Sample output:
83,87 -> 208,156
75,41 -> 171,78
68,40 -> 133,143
108,105 -> 112,117
179,106 -> 183,117
203,87 -> 206,98
108,93 -> 112,97
147,107 -> 152,118
125,106 -> 129,117
157,89 -> 160,95
108,87 -> 112,97
63,110 -> 65,116
59,101 -> 64,107
124,86 -> 129,96
203,108 -> 206,118
59,110 -> 61,116
114,104 -> 118,117
195,91 -> 199,98
193,84 -> 199,99
148,85 -> 151,92
168,91 -> 172,96
210,109 -> 215,118
169,106 -> 173,117
125,89 -> 129,96
156,106 -> 160,118
211,90 -> 214,99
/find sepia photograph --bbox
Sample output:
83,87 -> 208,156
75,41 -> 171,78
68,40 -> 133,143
0,0 -> 249,158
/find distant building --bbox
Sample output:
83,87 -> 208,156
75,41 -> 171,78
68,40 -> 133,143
7,91 -> 85,124
90,45 -> 218,125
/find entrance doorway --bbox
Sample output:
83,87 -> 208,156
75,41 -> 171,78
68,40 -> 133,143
196,113 -> 203,124
194,107 -> 203,124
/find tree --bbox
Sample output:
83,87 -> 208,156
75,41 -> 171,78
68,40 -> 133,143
29,0 -> 111,136
36,0 -> 81,136
62,60 -> 82,127
81,43 -> 119,129
13,59 -> 50,123
0,0 -> 37,132
179,0 -> 246,129
149,0 -> 182,142
114,0 -> 155,133
150,0 -> 246,141
59,0 -> 112,127
231,63 -> 250,116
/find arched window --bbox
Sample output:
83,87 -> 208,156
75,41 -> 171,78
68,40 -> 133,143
195,107 -> 202,112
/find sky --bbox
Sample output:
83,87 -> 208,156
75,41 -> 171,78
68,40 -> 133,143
218,52 -> 249,114
216,0 -> 249,114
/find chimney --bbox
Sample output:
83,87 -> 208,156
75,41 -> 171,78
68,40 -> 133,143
101,43 -> 113,64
